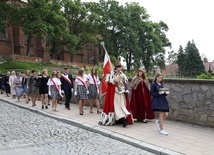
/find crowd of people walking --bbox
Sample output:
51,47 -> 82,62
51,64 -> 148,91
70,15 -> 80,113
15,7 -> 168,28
0,62 -> 170,135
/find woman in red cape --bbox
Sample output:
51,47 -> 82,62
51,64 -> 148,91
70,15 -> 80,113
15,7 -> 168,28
130,69 -> 155,123
98,62 -> 133,127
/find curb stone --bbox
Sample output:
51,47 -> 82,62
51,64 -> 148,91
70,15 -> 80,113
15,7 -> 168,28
0,99 -> 184,155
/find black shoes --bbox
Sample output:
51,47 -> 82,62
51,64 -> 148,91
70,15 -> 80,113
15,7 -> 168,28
42,105 -> 48,109
123,121 -> 128,127
79,111 -> 83,115
97,111 -> 102,114
65,105 -> 70,110
121,117 -> 128,127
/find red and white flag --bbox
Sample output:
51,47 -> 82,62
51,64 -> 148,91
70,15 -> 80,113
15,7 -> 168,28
101,52 -> 113,95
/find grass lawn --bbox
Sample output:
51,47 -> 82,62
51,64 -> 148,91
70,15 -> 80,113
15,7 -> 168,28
0,60 -> 79,75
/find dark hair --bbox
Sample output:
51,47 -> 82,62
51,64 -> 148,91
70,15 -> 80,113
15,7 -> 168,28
31,70 -> 36,73
91,68 -> 97,76
154,73 -> 163,85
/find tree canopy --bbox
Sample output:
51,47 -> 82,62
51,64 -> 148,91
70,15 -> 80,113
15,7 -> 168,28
2,0 -> 171,73
167,50 -> 178,65
177,41 -> 205,77
0,0 -> 16,33
86,0 -> 171,72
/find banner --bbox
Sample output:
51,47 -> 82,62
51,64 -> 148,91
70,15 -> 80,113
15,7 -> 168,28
101,51 -> 113,96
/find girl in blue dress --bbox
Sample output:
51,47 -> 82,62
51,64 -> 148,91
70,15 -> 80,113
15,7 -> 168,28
150,73 -> 170,135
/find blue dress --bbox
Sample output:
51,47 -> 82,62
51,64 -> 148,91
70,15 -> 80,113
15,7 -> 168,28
150,82 -> 169,112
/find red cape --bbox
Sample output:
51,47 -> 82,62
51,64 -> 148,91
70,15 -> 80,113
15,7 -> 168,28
130,81 -> 155,120
103,83 -> 133,125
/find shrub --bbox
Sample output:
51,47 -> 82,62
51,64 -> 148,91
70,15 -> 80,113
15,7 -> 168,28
196,73 -> 214,79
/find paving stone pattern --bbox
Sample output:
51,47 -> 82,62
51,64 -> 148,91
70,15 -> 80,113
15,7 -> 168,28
0,101 -> 153,155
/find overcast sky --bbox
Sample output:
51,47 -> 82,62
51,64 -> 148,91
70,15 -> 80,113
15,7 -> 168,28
82,0 -> 214,61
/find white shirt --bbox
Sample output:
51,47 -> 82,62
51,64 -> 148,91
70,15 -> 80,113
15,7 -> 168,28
87,74 -> 100,85
47,77 -> 61,86
63,73 -> 69,78
75,76 -> 87,86
9,75 -> 17,86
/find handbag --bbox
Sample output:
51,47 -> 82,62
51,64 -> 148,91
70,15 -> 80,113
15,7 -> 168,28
34,78 -> 42,88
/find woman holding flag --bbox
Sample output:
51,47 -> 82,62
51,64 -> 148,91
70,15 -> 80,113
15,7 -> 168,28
99,61 -> 133,127
87,68 -> 101,114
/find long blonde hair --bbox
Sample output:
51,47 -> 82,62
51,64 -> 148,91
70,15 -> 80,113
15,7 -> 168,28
42,69 -> 48,76
78,69 -> 84,78
50,71 -> 59,80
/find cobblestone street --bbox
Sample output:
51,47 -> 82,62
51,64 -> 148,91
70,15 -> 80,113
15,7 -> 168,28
0,100 -> 153,155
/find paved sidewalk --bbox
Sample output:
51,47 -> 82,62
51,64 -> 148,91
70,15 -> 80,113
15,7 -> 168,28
1,94 -> 214,155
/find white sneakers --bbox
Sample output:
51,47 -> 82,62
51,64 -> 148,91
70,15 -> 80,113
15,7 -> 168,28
156,120 -> 168,135
159,130 -> 168,135
156,120 -> 160,131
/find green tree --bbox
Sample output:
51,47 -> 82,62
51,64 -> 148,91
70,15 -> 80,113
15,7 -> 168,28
139,21 -> 171,73
88,0 -> 171,72
44,0 -> 75,59
62,0 -> 99,61
0,0 -> 10,33
19,0 -> 53,56
167,50 -> 178,64
0,0 -> 18,33
201,53 -> 208,63
177,45 -> 186,77
118,2 -> 148,71
184,40 -> 204,77
87,0 -> 124,58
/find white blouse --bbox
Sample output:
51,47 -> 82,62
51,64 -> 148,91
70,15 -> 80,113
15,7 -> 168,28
75,76 -> 87,86
47,77 -> 61,86
9,75 -> 17,86
86,74 -> 100,85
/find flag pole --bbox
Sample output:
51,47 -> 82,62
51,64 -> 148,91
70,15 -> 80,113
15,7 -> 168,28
100,42 -> 112,98
100,41 -> 107,53
100,42 -> 107,98
100,41 -> 113,69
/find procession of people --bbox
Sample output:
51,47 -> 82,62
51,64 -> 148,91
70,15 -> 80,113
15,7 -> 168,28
0,61 -> 170,135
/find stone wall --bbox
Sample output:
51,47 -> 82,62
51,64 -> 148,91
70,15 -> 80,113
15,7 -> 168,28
163,79 -> 214,127
70,78 -> 214,127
